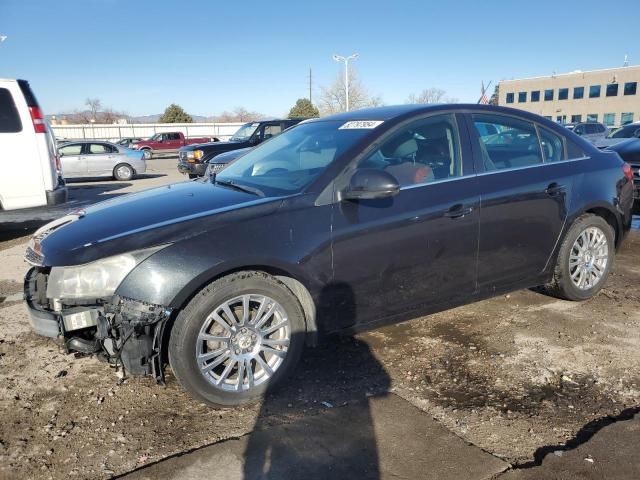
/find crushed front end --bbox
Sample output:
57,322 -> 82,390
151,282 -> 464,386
24,264 -> 172,382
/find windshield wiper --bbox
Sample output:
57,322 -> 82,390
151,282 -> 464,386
213,177 -> 264,197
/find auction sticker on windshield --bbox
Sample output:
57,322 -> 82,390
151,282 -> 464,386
338,120 -> 384,129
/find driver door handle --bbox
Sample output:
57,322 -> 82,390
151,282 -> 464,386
444,204 -> 473,219
545,182 -> 566,196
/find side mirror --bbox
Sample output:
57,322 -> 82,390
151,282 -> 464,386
341,169 -> 400,201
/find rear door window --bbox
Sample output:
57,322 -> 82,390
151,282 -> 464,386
0,88 -> 23,133
538,127 -> 565,162
472,113 -> 542,171
88,143 -> 110,154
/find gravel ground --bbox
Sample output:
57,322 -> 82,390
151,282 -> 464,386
0,162 -> 638,479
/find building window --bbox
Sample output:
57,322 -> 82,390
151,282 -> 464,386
573,87 -> 584,99
587,113 -> 598,122
621,112 -> 634,125
543,116 -> 552,120
571,114 -> 582,123
556,115 -> 566,124
624,82 -> 637,96
606,83 -> 619,97
589,85 -> 601,98
531,90 -> 540,102
506,92 -> 514,104
544,89 -> 554,101
518,92 -> 527,103
558,88 -> 569,100
603,113 -> 615,126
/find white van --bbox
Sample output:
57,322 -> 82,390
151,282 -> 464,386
0,78 -> 67,218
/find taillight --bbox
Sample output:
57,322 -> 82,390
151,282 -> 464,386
623,162 -> 633,181
28,106 -> 47,133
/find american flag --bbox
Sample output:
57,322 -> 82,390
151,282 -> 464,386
478,81 -> 490,104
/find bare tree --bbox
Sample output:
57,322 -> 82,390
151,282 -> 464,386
318,68 -> 383,115
85,98 -> 102,121
212,107 -> 265,122
406,88 -> 458,104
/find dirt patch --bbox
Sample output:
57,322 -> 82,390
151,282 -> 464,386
1,223 -> 639,477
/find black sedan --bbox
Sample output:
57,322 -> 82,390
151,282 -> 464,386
607,138 -> 640,213
24,104 -> 633,407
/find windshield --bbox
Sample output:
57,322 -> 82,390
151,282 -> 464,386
214,120 -> 373,195
230,122 -> 259,141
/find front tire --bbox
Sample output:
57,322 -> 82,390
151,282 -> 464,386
169,271 -> 306,407
142,149 -> 152,160
547,214 -> 614,301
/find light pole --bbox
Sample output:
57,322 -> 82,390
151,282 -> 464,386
332,53 -> 358,111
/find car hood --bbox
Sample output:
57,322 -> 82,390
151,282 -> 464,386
595,138 -> 628,148
34,181 -> 282,266
180,140 -> 244,151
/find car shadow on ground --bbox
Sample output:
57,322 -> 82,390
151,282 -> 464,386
242,283 -> 391,479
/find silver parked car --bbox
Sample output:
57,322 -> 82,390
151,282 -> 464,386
572,122 -> 608,144
58,141 -> 146,180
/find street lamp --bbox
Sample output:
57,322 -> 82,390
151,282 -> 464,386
332,53 -> 359,111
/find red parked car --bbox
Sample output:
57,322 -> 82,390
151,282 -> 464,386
131,132 -> 218,159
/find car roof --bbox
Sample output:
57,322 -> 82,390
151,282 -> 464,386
59,140 -> 119,146
303,104 -> 569,125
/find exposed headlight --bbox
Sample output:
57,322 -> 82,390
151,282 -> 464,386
187,150 -> 204,163
46,245 -> 167,299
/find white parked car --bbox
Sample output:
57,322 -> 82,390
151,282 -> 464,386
58,140 -> 147,180
572,122 -> 608,144
0,78 -> 66,213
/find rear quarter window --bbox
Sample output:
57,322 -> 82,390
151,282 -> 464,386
0,88 -> 23,133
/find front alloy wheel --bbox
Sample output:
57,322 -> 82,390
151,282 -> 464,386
169,272 -> 305,407
196,294 -> 290,392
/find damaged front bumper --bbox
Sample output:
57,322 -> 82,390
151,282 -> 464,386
24,267 -> 173,382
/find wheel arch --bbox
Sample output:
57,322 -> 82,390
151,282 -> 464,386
581,203 -> 622,249
160,263 -> 319,366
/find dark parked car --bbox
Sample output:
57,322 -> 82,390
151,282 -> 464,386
24,104 -> 633,407
177,119 -> 303,178
205,147 -> 253,177
607,138 -> 640,213
114,137 -> 142,147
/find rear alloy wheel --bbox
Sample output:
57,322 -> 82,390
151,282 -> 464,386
142,149 -> 152,160
169,272 -> 305,407
113,163 -> 134,181
547,214 -> 614,301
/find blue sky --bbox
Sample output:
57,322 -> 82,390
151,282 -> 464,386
1,0 -> 638,117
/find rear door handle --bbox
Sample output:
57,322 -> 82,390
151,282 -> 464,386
545,182 -> 566,196
444,204 -> 473,219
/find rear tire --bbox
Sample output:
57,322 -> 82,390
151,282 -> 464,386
169,271 -> 306,407
113,163 -> 134,181
545,214 -> 614,301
